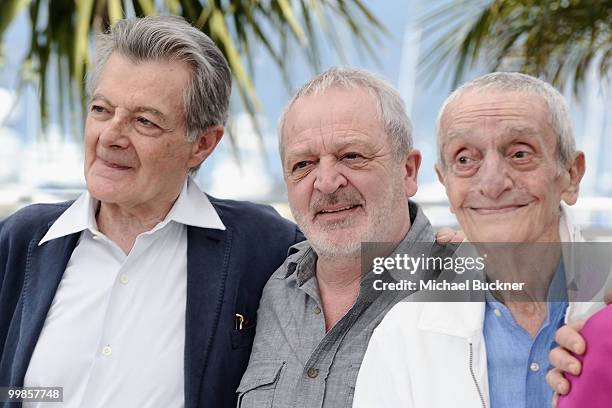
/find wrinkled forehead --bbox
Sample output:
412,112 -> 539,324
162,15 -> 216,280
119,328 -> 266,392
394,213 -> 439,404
439,89 -> 555,146
283,87 -> 384,142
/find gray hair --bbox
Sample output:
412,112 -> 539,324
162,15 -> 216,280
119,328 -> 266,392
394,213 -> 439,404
436,72 -> 575,169
278,67 -> 413,161
87,16 -> 231,170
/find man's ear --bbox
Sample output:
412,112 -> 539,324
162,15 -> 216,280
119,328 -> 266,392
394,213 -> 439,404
434,162 -> 455,214
435,162 -> 445,186
561,151 -> 586,206
403,149 -> 421,197
187,125 -> 224,169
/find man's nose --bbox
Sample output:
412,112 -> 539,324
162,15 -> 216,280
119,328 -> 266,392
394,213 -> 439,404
477,154 -> 513,199
99,110 -> 131,149
313,160 -> 347,194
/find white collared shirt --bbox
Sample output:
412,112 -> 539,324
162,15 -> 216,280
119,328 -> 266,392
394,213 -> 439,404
24,177 -> 225,408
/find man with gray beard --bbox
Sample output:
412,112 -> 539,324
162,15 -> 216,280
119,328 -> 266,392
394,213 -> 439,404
236,67 -> 437,407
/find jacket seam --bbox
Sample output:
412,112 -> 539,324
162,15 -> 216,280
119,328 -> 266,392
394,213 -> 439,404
197,226 -> 233,402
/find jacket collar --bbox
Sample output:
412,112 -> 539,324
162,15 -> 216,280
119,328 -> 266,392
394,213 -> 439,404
12,228 -> 81,385
418,302 -> 486,338
559,204 -> 608,322
183,224 -> 232,408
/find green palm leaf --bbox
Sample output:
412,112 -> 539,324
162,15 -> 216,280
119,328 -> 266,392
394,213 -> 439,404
1,0 -> 385,148
422,0 -> 612,93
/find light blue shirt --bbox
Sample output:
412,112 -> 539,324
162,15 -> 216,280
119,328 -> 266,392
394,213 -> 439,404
484,261 -> 568,408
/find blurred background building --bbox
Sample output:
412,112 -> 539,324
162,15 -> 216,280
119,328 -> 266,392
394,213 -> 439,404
1,0 -> 610,239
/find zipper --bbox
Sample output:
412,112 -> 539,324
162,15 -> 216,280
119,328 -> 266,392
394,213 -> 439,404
469,342 -> 487,408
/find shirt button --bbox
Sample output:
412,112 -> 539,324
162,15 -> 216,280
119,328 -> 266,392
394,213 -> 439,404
102,345 -> 112,356
494,309 -> 502,317
530,362 -> 540,372
313,306 -> 322,315
120,274 -> 129,285
307,367 -> 318,378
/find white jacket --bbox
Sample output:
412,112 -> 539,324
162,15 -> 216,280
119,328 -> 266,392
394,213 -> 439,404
353,207 -> 606,408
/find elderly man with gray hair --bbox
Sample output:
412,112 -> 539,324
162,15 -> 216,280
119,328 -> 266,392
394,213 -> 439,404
353,72 -> 603,408
236,66 -> 439,407
0,16 -> 301,408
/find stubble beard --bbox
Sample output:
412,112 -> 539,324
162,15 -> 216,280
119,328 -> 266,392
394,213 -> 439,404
291,180 -> 407,261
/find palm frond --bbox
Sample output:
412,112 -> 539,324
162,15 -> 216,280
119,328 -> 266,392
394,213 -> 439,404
3,0 -> 385,151
0,0 -> 31,44
422,0 -> 612,92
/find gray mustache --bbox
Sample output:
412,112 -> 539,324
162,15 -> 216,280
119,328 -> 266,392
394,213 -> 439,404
310,190 -> 363,213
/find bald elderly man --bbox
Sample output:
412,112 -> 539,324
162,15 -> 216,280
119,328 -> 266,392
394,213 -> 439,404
353,72 -> 604,408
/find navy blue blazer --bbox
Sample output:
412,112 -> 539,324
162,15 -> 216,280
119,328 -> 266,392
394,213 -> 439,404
0,197 -> 303,408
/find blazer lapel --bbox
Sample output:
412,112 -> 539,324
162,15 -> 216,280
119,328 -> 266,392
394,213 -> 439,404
13,231 -> 79,384
184,225 -> 232,408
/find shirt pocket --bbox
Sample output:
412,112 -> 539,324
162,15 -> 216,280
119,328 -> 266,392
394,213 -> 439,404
231,325 -> 256,349
236,359 -> 285,408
